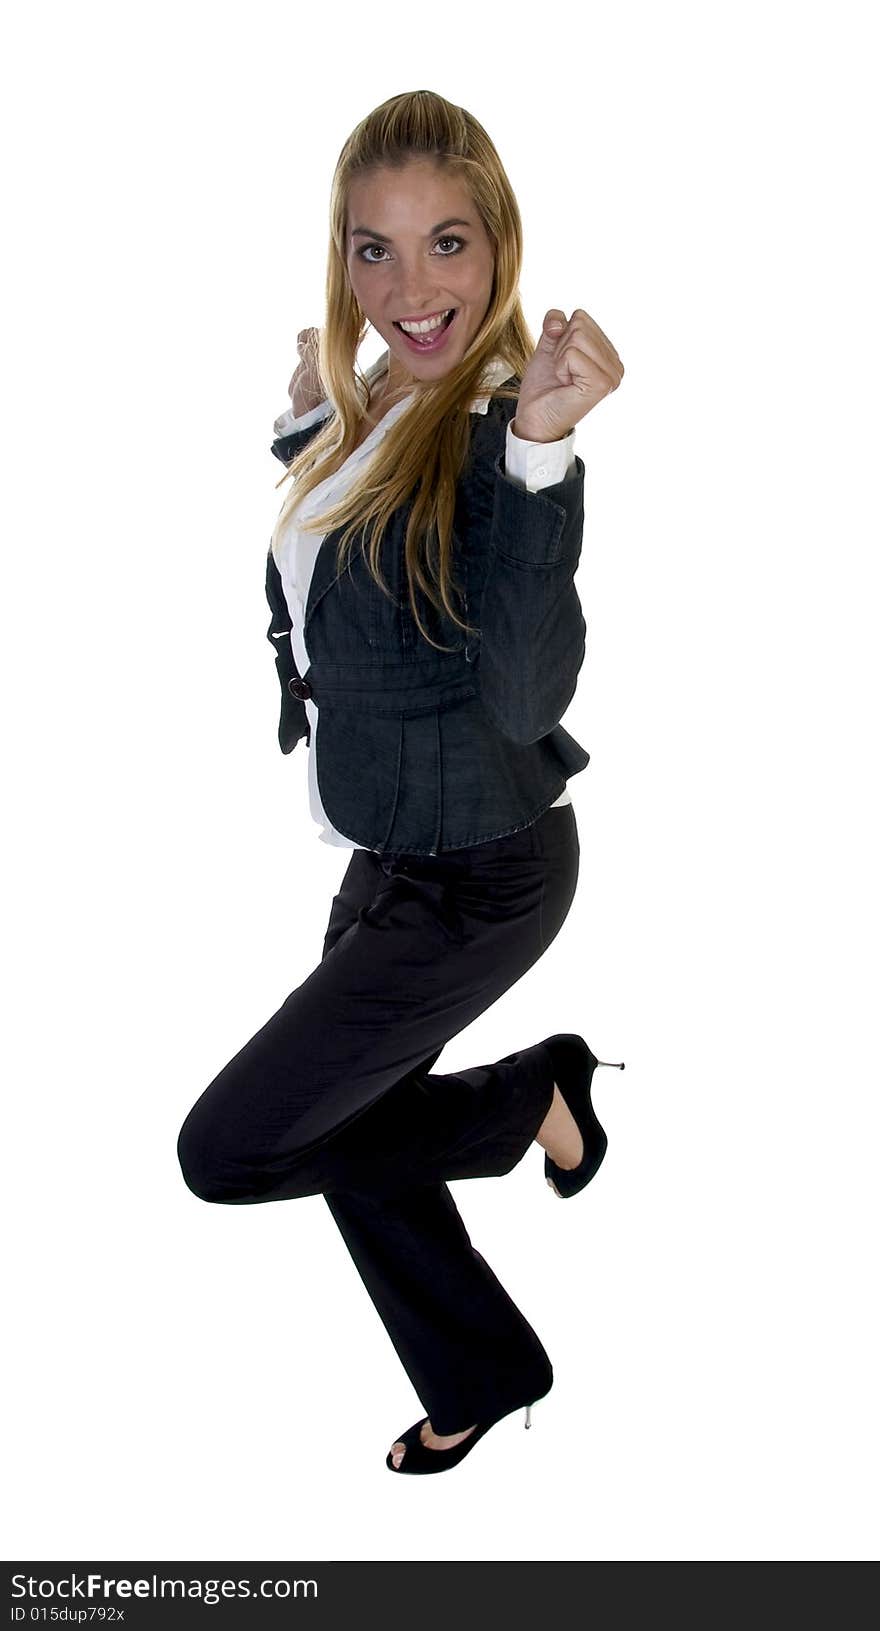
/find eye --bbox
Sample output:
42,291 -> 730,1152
356,235 -> 466,263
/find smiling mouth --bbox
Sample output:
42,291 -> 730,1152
393,309 -> 457,341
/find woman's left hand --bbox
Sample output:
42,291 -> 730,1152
514,308 -> 625,442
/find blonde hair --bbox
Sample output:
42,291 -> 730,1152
269,88 -> 536,653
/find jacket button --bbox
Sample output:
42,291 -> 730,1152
287,676 -> 312,700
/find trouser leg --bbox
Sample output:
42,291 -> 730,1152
177,822 -> 569,1204
176,1009 -> 556,1202
323,812 -> 576,1433
176,806 -> 579,1431
324,1180 -> 553,1436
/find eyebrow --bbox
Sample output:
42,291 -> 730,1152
350,217 -> 472,243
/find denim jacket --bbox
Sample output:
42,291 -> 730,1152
265,377 -> 590,855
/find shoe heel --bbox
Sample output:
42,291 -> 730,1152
542,1035 -> 625,1199
524,1403 -> 533,1429
582,1047 -> 626,1104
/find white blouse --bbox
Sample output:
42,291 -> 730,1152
272,350 -> 575,851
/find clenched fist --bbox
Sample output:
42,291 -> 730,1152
288,327 -> 326,417
514,309 -> 624,443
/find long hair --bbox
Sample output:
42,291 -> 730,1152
268,89 -> 535,653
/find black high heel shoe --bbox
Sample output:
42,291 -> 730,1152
541,1033 -> 625,1199
386,1379 -> 553,1475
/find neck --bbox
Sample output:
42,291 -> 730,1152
374,365 -> 416,413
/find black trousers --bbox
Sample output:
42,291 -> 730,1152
177,801 -> 580,1435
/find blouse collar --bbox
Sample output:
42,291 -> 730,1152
366,348 -> 515,415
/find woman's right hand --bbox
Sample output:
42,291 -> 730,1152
288,327 -> 326,416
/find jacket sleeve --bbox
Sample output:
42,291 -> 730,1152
264,410 -> 332,753
264,546 -> 310,754
474,446 -> 588,745
270,403 -> 333,468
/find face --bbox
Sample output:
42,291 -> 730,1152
345,159 -> 495,396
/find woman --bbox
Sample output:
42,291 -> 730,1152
177,89 -> 624,1476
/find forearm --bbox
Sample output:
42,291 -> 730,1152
511,416 -> 575,443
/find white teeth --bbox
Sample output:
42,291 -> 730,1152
397,310 -> 452,334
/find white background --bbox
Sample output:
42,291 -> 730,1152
4,0 -> 878,1564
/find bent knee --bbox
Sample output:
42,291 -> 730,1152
176,1113 -> 240,1204
177,1104 -> 322,1205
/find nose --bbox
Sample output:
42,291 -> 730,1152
391,271 -> 448,315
